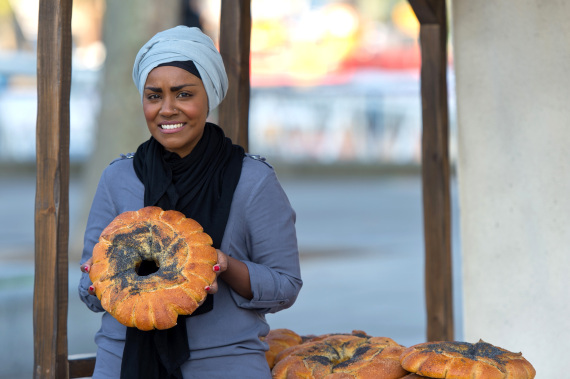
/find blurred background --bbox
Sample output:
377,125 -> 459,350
0,0 -> 460,377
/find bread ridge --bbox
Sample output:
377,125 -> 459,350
262,328 -> 303,369
89,206 -> 217,330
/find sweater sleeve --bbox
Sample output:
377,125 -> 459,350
78,166 -> 119,313
231,169 -> 303,314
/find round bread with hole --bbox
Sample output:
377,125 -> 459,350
89,206 -> 217,330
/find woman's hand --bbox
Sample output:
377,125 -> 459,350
209,249 -> 253,300
80,258 -> 96,296
204,249 -> 228,295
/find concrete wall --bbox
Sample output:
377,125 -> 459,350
451,1 -> 570,376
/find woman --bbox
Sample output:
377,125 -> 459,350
79,26 -> 303,379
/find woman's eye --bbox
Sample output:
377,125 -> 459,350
146,93 -> 160,100
178,92 -> 193,98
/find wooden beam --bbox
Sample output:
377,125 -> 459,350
34,0 -> 73,378
218,0 -> 251,151
409,0 -> 454,342
409,0 -> 438,24
68,353 -> 96,378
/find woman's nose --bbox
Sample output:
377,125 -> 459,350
160,98 -> 178,116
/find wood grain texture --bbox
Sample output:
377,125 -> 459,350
409,0 -> 454,342
68,353 -> 96,379
218,0 -> 251,151
34,0 -> 73,377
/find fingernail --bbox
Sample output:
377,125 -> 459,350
84,266 -> 90,273
213,265 -> 220,272
205,286 -> 211,291
89,285 -> 94,292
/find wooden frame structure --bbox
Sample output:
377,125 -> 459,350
218,0 -> 251,150
409,0 -> 454,342
33,0 -> 453,377
34,0 -> 72,377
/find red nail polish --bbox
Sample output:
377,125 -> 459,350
213,265 -> 220,272
205,286 -> 211,291
89,285 -> 94,292
84,266 -> 90,273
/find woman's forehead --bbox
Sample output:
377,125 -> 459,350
145,65 -> 202,86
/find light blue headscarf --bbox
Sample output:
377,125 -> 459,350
132,26 -> 228,111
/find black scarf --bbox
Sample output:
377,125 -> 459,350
120,123 -> 244,379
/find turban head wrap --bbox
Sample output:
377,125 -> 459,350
132,25 -> 228,111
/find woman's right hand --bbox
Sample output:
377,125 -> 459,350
80,258 -> 96,296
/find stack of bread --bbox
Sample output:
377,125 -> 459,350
90,208 -> 536,378
263,329 -> 536,379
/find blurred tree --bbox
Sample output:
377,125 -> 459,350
182,0 -> 203,28
0,0 -> 31,50
72,0 -> 183,258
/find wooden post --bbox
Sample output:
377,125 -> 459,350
408,0 -> 454,342
218,0 -> 251,151
34,0 -> 73,377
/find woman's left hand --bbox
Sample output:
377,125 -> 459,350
80,258 -> 97,296
205,249 -> 228,295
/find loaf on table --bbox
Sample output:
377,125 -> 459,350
272,331 -> 407,379
262,328 -> 303,369
399,340 -> 536,379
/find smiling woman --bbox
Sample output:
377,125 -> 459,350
77,26 -> 302,379
142,64 -> 209,158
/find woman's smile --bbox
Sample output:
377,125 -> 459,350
159,122 -> 186,132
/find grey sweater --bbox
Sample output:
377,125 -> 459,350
79,154 -> 302,367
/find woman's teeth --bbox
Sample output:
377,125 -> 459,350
161,123 -> 184,130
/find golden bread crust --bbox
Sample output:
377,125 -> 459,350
262,329 -> 303,369
271,331 -> 407,379
89,206 -> 217,330
399,340 -> 536,379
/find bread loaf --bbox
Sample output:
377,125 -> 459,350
89,206 -> 217,330
272,332 -> 407,379
399,340 -> 536,379
262,328 -> 303,369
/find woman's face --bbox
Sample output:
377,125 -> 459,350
143,65 -> 209,158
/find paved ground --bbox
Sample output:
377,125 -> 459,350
0,170 -> 462,379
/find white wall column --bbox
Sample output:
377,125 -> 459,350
451,1 -> 570,376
